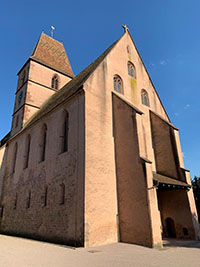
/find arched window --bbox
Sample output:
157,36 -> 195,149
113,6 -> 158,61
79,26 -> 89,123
113,75 -> 123,94
60,111 -> 69,153
128,62 -> 136,79
40,124 -> 47,162
12,142 -> 18,174
24,134 -> 31,169
15,115 -> 19,128
141,89 -> 150,107
51,75 -> 59,90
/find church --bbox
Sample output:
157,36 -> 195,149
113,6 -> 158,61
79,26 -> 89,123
0,26 -> 199,248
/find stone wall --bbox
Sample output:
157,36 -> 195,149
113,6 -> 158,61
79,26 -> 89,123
0,92 -> 85,247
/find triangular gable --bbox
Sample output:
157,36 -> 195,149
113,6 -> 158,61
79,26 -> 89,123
126,30 -> 170,122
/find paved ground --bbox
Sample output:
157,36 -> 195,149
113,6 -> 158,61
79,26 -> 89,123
0,235 -> 199,267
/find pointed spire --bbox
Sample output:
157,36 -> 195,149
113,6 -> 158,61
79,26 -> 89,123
30,33 -> 74,77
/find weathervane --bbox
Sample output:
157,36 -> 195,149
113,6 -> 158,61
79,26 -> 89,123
51,26 -> 55,38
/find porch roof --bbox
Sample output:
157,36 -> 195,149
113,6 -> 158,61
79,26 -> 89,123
153,172 -> 191,188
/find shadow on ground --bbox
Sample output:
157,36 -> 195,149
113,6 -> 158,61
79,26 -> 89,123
163,238 -> 200,248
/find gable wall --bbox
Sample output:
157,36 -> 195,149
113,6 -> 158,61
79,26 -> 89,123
83,32 -> 187,247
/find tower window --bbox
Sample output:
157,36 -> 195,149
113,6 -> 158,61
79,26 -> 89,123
113,75 -> 123,94
127,45 -> 131,54
141,89 -> 150,107
51,75 -> 59,90
128,62 -> 136,79
21,70 -> 26,85
15,115 -> 19,128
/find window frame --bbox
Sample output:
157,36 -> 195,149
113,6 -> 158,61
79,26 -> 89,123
51,74 -> 59,90
113,75 -> 124,94
141,89 -> 150,107
24,134 -> 31,169
39,124 -> 47,162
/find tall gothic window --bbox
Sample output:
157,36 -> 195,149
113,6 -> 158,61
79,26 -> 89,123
61,111 -> 69,153
141,89 -> 150,107
26,191 -> 31,209
128,62 -> 136,79
113,75 -> 123,94
14,193 -> 18,209
40,124 -> 47,162
51,75 -> 59,90
60,183 -> 65,205
12,142 -> 18,174
44,186 -> 48,207
24,134 -> 31,169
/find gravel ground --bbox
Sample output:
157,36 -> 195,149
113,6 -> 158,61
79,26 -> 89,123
0,235 -> 199,267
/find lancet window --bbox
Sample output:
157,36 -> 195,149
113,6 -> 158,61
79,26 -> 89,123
40,124 -> 47,162
60,111 -> 69,153
51,75 -> 59,90
113,75 -> 123,94
24,134 -> 31,169
141,89 -> 150,107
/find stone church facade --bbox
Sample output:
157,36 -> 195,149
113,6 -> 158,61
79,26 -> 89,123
0,27 -> 199,248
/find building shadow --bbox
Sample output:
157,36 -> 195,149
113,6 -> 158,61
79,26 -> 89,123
163,238 -> 200,249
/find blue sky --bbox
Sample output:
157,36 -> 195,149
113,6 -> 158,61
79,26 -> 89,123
0,0 -> 200,178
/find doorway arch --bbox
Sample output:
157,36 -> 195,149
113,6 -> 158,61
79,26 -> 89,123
165,217 -> 176,238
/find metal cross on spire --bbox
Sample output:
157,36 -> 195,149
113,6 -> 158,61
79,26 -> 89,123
51,26 -> 55,38
122,25 -> 129,32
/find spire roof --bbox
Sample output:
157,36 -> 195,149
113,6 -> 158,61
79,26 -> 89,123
30,33 -> 74,77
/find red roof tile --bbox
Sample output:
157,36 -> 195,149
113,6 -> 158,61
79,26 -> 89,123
30,33 -> 74,77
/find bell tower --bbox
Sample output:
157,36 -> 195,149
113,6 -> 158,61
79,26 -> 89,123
11,33 -> 74,136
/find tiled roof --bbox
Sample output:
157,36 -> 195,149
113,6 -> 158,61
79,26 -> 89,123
153,172 -> 191,187
30,33 -> 74,77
